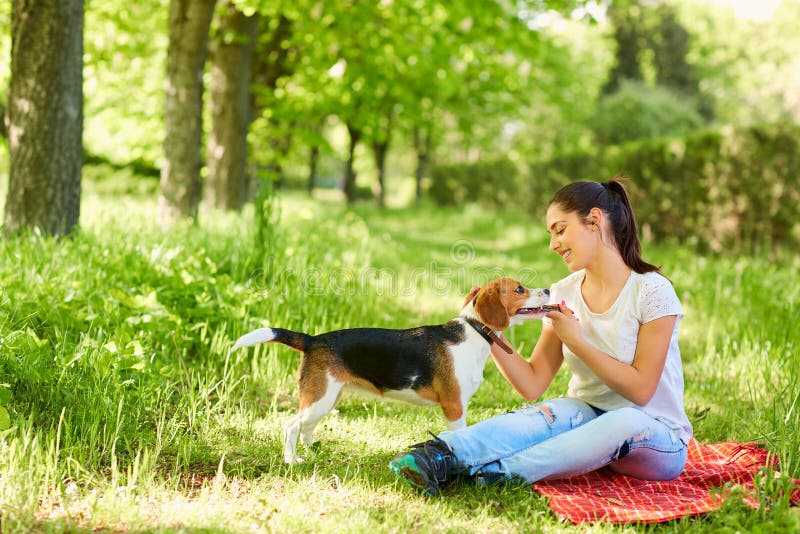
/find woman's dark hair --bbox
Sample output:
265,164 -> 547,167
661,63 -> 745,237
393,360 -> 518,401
548,178 -> 661,274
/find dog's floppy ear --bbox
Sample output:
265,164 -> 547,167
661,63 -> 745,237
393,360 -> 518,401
474,286 -> 510,331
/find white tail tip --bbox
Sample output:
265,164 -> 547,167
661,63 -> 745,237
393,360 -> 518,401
231,327 -> 276,351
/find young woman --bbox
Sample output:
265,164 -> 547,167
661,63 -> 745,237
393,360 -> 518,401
389,179 -> 692,496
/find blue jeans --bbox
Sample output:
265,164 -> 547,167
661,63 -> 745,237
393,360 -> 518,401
438,397 -> 688,484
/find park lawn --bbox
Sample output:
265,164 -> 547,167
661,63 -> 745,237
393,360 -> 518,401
1,185 -> 799,533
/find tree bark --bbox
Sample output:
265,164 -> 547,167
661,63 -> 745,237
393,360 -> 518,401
343,123 -> 361,204
372,140 -> 388,208
159,0 -> 216,227
371,111 -> 393,208
0,102 -> 7,140
413,126 -> 431,204
266,127 -> 292,190
3,0 -> 83,237
307,143 -> 319,196
205,0 -> 259,211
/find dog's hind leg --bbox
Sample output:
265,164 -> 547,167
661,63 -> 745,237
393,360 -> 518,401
299,375 -> 343,447
283,413 -> 304,463
283,370 -> 343,463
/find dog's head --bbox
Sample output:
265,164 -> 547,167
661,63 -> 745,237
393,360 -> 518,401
469,278 -> 551,331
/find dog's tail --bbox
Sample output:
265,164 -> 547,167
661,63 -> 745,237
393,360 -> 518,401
231,327 -> 310,353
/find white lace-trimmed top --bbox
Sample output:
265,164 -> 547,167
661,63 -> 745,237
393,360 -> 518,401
543,269 -> 693,443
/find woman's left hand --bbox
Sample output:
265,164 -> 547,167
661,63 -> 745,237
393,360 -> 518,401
546,301 -> 583,348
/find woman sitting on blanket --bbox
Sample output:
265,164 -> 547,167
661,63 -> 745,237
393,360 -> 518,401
389,179 -> 693,496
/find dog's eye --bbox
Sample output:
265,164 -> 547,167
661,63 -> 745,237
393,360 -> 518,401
515,285 -> 525,294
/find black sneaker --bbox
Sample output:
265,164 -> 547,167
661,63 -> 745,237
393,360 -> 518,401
388,433 -> 461,496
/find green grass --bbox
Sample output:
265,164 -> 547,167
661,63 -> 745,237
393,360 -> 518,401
1,184 -> 799,532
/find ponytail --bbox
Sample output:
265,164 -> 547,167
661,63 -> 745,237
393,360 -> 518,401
548,178 -> 661,275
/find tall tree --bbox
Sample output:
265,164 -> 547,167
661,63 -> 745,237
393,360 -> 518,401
159,0 -> 216,227
3,0 -> 83,237
370,111 -> 392,208
205,0 -> 259,211
343,122 -> 361,203
0,102 -> 7,139
412,125 -> 432,203
650,6 -> 696,94
648,5 -> 709,118
601,1 -> 644,95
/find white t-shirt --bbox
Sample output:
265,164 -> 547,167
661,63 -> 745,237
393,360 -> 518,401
543,269 -> 693,444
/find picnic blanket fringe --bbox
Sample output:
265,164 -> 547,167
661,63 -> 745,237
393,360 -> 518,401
531,439 -> 800,524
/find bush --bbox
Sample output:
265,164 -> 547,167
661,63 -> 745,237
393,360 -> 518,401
590,80 -> 706,145
429,123 -> 800,254
428,157 -> 519,207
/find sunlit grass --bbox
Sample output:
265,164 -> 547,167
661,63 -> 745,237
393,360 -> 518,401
0,181 -> 798,532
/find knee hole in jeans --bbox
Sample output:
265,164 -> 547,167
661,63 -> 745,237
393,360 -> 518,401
536,404 -> 555,424
614,440 -> 630,460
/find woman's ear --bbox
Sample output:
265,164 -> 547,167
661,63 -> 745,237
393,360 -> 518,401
588,207 -> 603,227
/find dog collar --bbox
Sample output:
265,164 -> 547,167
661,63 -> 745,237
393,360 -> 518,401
464,317 -> 514,354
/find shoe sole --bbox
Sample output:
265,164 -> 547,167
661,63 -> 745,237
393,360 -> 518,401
388,455 -> 438,496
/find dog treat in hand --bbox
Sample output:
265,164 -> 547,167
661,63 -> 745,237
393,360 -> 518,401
541,304 -> 561,312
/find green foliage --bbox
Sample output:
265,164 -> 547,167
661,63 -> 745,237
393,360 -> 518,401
0,2 -> 9,99
677,0 -> 800,126
4,0 -> 797,201
0,386 -> 10,431
83,1 -> 168,164
591,80 -> 705,144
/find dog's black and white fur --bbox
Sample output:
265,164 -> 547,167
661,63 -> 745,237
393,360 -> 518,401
232,277 -> 551,462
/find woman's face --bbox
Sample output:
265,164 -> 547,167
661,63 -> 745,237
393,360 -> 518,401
545,204 -> 597,271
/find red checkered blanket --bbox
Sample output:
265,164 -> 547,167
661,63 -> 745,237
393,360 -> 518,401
532,439 -> 800,524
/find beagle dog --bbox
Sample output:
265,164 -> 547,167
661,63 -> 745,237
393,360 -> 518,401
231,277 -> 553,463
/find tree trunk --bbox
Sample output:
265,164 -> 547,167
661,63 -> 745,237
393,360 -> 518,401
372,140 -> 389,208
262,126 -> 292,190
0,101 -> 7,140
159,0 -> 216,227
343,123 -> 361,204
602,3 -> 643,96
413,126 -> 431,204
205,0 -> 259,211
307,143 -> 319,196
3,0 -> 83,237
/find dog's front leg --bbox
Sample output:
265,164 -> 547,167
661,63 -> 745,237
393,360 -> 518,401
445,415 -> 467,431
440,400 -> 467,431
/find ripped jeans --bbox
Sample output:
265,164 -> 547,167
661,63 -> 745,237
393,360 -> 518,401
438,397 -> 688,484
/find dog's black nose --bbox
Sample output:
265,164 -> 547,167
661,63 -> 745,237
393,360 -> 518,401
544,288 -> 550,296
